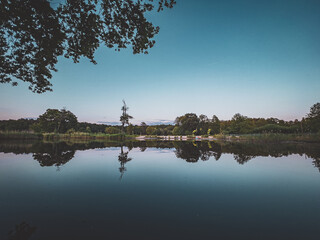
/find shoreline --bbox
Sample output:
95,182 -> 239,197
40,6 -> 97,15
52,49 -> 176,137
0,132 -> 319,143
135,134 -> 320,143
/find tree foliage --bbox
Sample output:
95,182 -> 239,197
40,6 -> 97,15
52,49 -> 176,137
36,108 -> 78,133
146,126 -> 156,135
2,103 -> 320,135
120,100 -> 133,132
0,0 -> 176,93
209,115 -> 220,135
126,124 -> 134,135
175,113 -> 199,135
0,118 -> 36,131
306,102 -> 320,133
308,103 -> 320,119
140,122 -> 147,135
105,126 -> 120,134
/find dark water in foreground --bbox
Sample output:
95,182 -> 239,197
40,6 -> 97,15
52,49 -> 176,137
1,140 -> 320,240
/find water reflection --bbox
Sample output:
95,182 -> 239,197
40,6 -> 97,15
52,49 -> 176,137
1,140 -> 320,172
173,141 -> 222,162
313,158 -> 320,172
118,144 -> 133,179
1,140 -> 320,240
8,222 -> 36,240
32,143 -> 75,168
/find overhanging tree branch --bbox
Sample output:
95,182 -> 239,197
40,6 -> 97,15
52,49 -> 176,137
0,0 -> 176,93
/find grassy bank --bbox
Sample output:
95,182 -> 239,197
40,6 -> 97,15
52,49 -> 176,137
0,131 -> 136,141
0,131 -> 43,140
1,131 -> 319,143
43,132 -> 138,141
135,133 -> 320,143
213,133 -> 320,143
136,133 -> 320,143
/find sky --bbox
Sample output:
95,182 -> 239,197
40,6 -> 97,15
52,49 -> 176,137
1,0 -> 320,124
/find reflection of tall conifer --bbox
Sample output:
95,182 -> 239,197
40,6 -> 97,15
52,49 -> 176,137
118,145 -> 132,180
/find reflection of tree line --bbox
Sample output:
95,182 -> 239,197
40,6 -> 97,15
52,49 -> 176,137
0,141 -> 106,168
173,142 -> 222,162
1,140 -> 320,172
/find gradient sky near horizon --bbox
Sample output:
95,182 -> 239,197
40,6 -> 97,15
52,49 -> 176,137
1,0 -> 320,124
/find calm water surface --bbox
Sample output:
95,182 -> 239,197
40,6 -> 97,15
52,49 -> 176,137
1,140 -> 320,240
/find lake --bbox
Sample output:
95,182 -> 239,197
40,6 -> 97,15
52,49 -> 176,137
1,140 -> 320,240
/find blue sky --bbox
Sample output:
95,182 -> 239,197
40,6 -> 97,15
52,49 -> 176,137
1,0 -> 320,124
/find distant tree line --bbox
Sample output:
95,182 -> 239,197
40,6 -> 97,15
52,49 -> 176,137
0,103 -> 319,135
172,103 -> 319,135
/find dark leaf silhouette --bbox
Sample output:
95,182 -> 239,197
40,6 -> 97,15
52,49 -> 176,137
0,0 -> 176,93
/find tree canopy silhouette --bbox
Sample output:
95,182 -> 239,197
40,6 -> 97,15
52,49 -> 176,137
0,0 -> 176,93
120,100 -> 133,132
34,108 -> 78,133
